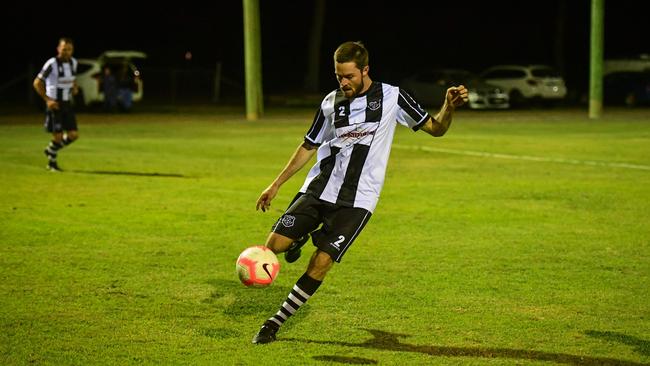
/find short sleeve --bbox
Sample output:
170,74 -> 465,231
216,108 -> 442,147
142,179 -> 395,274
304,107 -> 334,146
37,58 -> 54,80
396,88 -> 430,131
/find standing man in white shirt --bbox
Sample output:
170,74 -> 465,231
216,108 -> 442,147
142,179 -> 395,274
33,37 -> 80,172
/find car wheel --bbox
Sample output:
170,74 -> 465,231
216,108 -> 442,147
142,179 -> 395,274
625,92 -> 637,107
509,90 -> 525,109
74,90 -> 86,110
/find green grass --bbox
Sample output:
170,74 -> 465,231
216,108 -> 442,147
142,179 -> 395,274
1,107 -> 649,365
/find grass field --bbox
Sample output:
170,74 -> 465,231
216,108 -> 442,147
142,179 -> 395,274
1,107 -> 649,365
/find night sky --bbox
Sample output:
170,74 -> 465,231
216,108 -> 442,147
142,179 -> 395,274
4,0 -> 649,96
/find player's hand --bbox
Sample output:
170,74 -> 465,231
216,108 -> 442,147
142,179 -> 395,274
46,99 -> 59,110
72,84 -> 79,96
446,85 -> 469,108
256,184 -> 279,212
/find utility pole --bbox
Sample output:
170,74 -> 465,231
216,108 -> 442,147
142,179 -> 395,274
243,0 -> 263,120
589,0 -> 604,119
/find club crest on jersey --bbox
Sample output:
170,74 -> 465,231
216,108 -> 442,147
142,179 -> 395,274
368,100 -> 381,111
281,215 -> 296,227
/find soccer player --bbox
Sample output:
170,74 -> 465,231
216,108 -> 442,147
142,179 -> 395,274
252,41 -> 468,344
33,37 -> 80,172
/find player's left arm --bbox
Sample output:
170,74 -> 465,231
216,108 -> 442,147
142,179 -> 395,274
420,85 -> 468,137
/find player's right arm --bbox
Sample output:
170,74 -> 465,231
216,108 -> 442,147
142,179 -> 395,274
256,141 -> 318,212
32,77 -> 58,110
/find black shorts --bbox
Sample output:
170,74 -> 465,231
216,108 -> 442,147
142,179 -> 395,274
44,102 -> 77,133
272,193 -> 372,263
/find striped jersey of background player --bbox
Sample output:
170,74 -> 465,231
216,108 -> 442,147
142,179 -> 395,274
33,37 -> 80,172
251,41 -> 469,344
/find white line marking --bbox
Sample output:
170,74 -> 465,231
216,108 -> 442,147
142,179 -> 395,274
393,144 -> 650,171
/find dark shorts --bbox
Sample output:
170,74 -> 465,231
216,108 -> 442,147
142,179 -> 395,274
44,102 -> 77,133
272,193 -> 372,263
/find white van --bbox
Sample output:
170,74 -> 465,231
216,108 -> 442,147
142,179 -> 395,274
75,50 -> 147,106
604,55 -> 650,75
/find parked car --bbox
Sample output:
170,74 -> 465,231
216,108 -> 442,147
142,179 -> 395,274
480,65 -> 567,107
604,54 -> 650,75
75,50 -> 147,107
603,71 -> 650,106
400,68 -> 509,109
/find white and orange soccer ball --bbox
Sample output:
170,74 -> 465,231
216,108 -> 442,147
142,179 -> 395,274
236,246 -> 280,287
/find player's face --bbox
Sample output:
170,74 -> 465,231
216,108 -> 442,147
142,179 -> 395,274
57,41 -> 74,61
335,62 -> 367,98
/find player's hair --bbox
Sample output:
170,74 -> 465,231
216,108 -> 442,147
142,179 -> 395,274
58,37 -> 74,45
334,41 -> 369,70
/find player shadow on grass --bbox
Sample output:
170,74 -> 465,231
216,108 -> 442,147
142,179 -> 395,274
70,169 -> 187,178
285,329 -> 647,366
312,355 -> 377,364
585,330 -> 650,357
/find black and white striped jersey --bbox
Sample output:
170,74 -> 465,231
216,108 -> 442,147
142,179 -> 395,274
37,57 -> 78,102
300,81 -> 430,213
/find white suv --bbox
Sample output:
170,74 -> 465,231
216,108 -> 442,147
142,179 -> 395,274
75,50 -> 147,106
480,65 -> 567,106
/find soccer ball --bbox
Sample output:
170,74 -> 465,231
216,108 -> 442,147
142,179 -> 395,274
236,246 -> 280,287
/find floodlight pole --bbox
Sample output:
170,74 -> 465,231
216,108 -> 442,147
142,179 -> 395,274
589,0 -> 604,119
243,0 -> 264,120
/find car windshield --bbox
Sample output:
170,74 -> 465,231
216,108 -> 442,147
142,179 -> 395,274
417,70 -> 475,84
448,71 -> 473,83
532,67 -> 561,78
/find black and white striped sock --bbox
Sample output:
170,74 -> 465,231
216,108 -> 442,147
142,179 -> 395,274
45,140 -> 64,161
62,135 -> 75,146
268,273 -> 322,328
